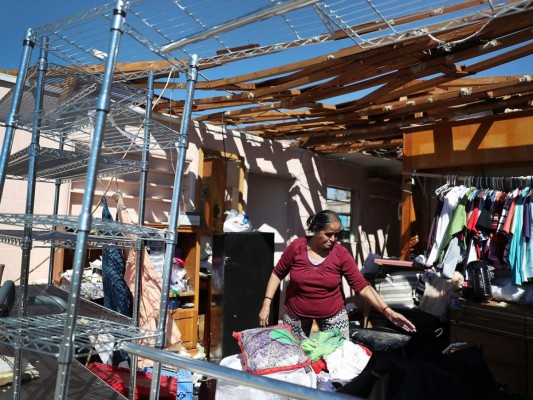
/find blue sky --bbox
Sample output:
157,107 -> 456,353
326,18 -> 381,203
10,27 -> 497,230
1,1 -> 531,80
1,1 -> 97,71
1,1 -> 530,126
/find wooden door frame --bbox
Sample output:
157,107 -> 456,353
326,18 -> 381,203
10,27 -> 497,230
198,149 -> 246,233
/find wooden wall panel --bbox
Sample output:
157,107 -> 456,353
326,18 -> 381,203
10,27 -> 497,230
403,115 -> 533,171
401,114 -> 533,251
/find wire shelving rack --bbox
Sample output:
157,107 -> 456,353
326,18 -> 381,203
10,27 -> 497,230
1,1 -> 533,399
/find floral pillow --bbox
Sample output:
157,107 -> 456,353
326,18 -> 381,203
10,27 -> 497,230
232,324 -> 311,375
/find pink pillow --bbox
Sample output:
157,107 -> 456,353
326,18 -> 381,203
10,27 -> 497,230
232,324 -> 311,375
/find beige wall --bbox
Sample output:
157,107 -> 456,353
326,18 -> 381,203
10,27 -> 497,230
191,123 -> 402,307
0,81 -> 401,297
191,122 -> 401,260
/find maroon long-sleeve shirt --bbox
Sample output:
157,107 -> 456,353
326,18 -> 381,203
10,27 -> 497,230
273,237 -> 369,319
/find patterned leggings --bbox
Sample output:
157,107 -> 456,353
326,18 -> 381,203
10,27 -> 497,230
282,308 -> 350,342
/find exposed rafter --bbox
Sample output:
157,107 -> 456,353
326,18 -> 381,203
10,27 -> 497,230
2,0 -> 532,160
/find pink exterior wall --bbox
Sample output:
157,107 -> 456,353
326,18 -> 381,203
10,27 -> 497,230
0,80 -> 401,302
0,81 -> 71,283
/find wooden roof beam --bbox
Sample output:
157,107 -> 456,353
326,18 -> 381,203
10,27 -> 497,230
149,81 -> 258,91
427,92 -> 533,119
237,118 -> 341,134
406,39 -> 533,99
308,138 -> 404,154
366,78 -> 533,119
218,77 -> 532,136
335,0 -> 490,39
436,76 -> 527,89
339,30 -> 533,111
155,91 -> 294,113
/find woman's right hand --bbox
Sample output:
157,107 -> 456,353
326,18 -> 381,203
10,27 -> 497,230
258,273 -> 280,327
259,303 -> 270,327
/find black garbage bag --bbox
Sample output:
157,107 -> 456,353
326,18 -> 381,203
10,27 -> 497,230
338,343 -> 509,400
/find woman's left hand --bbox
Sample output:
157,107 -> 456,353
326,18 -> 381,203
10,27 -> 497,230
383,308 -> 416,333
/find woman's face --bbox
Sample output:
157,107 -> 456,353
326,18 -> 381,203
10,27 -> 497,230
313,220 -> 341,250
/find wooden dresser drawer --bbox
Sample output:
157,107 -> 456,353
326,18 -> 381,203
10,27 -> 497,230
528,343 -> 533,399
452,305 -> 524,338
451,325 -> 526,367
450,300 -> 533,398
526,316 -> 533,341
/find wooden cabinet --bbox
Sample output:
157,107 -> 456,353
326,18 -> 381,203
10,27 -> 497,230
201,158 -> 226,232
168,230 -> 200,350
450,300 -> 533,399
172,307 -> 197,350
527,315 -> 533,396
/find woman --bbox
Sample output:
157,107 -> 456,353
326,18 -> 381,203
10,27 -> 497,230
259,210 -> 416,340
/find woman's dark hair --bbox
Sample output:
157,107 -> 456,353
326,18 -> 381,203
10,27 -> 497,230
306,210 -> 340,232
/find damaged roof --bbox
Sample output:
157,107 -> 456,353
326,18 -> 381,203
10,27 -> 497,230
1,0 -> 532,161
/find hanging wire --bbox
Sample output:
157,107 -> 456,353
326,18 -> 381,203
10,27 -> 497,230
90,67 -> 181,214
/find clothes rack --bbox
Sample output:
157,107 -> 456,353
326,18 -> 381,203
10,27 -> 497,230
415,169 -> 533,284
405,171 -> 533,191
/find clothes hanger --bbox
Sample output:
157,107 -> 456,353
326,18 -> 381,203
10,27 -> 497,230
435,175 -> 449,196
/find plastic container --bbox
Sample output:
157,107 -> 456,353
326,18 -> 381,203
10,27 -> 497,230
142,367 -> 193,400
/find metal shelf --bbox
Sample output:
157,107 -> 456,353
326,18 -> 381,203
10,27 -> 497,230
6,146 -> 142,182
0,229 -> 138,249
0,213 -> 168,241
0,314 -> 157,357
0,64 -> 183,154
0,64 -> 99,130
0,3 -> 201,398
25,0 -> 533,80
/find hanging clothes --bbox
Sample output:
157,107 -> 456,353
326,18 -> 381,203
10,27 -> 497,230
114,192 -> 182,368
101,196 -> 132,367
437,186 -> 473,264
510,188 -> 529,285
101,196 -> 132,317
519,191 -> 531,283
421,174 -> 533,285
526,194 -> 533,282
426,186 -> 466,265
426,195 -> 444,254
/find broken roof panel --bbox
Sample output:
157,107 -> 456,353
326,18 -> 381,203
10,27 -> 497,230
2,0 -> 531,159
